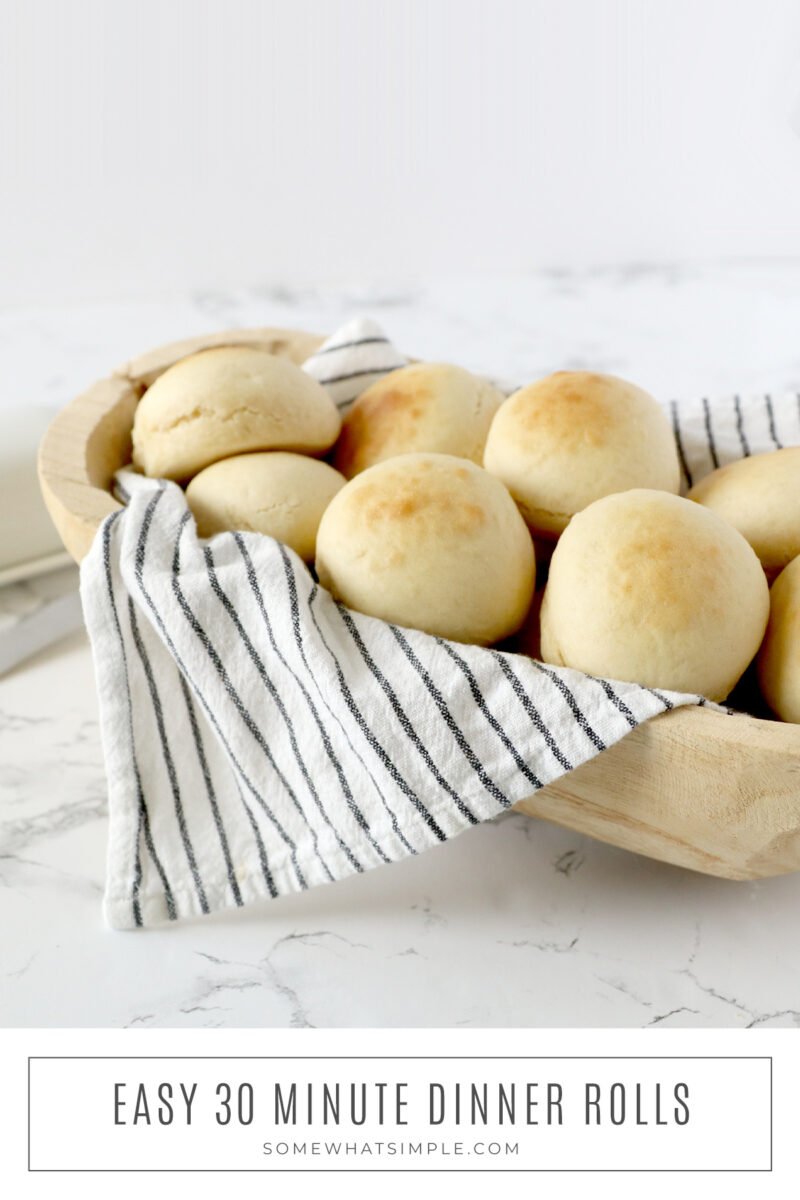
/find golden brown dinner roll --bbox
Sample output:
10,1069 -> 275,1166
689,447 -> 800,580
540,489 -> 769,701
758,555 -> 800,722
483,371 -> 680,538
132,346 -> 341,480
316,453 -> 535,644
333,363 -> 503,479
185,451 -> 346,562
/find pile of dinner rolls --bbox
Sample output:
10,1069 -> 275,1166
130,343 -> 800,721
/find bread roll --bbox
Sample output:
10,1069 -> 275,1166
758,555 -> 800,722
186,451 -> 345,562
689,447 -> 800,579
483,371 -> 680,538
540,489 -> 769,701
316,453 -> 535,644
333,363 -> 502,479
132,346 -> 341,480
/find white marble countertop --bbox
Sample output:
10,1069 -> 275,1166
3,261 -> 800,1029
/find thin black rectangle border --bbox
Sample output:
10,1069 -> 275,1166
27,1055 -> 773,1174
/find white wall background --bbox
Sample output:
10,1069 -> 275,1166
2,0 -> 800,308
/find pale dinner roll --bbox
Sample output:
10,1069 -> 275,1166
689,447 -> 800,579
758,556 -> 800,722
333,363 -> 503,479
185,451 -> 346,562
132,346 -> 341,480
540,489 -> 769,701
316,453 -> 535,645
483,371 -> 681,538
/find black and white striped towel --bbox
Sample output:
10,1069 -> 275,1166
302,317 -> 409,409
79,319 -> 800,930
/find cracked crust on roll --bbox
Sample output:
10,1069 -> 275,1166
132,346 -> 341,481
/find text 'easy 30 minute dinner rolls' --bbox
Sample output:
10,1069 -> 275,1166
540,489 -> 769,701
132,346 -> 341,480
758,555 -> 800,722
186,451 -> 346,562
483,371 -> 681,539
689,447 -> 800,580
316,453 -> 535,645
333,362 -> 503,479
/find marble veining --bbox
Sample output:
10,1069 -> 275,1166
3,262 -> 800,1027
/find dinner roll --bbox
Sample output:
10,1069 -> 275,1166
758,556 -> 800,722
316,453 -> 535,644
483,371 -> 680,538
540,489 -> 769,701
132,346 -> 341,480
333,363 -> 503,479
689,447 -> 800,579
186,451 -> 346,562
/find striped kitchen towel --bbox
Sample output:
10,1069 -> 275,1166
79,320 -> 800,929
302,317 -> 409,409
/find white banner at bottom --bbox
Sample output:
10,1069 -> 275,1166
27,1053 -> 770,1172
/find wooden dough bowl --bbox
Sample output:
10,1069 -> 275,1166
38,326 -> 800,882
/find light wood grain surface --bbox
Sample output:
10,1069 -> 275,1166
37,325 -> 800,880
